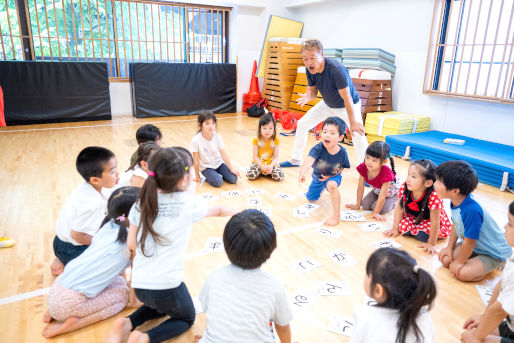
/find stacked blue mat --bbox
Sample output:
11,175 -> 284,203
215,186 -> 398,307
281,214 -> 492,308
386,131 -> 514,190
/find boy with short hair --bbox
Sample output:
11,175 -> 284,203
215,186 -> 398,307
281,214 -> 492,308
198,209 -> 293,343
298,117 -> 350,226
435,160 -> 511,282
461,201 -> 514,343
50,146 -> 119,276
130,124 -> 162,166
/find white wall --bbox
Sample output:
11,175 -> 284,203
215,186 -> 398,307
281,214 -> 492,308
289,0 -> 514,146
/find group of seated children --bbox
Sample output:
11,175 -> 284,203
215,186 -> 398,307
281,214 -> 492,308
42,111 -> 514,343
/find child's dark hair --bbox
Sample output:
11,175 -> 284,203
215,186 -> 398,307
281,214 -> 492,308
400,159 -> 437,224
510,201 -> 514,216
127,142 -> 160,171
197,110 -> 217,132
100,186 -> 139,244
257,113 -> 277,141
322,116 -> 346,136
366,248 -> 436,343
76,146 -> 115,182
137,147 -> 190,257
366,141 -> 396,175
223,209 -> 277,269
435,160 -> 478,196
136,124 -> 162,144
171,146 -> 194,167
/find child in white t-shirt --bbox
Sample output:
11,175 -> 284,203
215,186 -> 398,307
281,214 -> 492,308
198,209 -> 293,343
191,111 -> 240,187
462,201 -> 514,343
350,248 -> 436,343
51,146 -> 119,276
106,147 -> 238,343
119,142 -> 159,188
43,187 -> 139,338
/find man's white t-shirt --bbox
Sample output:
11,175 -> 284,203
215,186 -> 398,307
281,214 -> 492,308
55,182 -> 107,246
497,257 -> 514,331
199,264 -> 293,343
190,132 -> 224,171
128,192 -> 208,289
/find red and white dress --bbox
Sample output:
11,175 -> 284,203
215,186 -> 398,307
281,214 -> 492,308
398,183 -> 452,239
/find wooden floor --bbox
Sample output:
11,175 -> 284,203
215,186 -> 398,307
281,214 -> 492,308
0,113 -> 513,343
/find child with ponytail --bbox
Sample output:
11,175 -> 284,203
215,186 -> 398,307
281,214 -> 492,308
346,141 -> 399,221
350,248 -> 436,343
107,147 -> 238,343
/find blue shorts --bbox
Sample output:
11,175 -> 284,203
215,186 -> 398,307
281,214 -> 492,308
306,173 -> 342,201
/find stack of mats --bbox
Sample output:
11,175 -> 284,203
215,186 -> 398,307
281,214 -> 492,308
385,131 -> 514,191
365,111 -> 430,144
324,48 -> 343,58
341,48 -> 396,75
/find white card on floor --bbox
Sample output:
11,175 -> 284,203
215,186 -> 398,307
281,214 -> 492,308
274,192 -> 296,201
203,237 -> 224,253
247,197 -> 262,207
293,207 -> 310,218
370,239 -> 402,249
340,210 -> 366,222
198,192 -> 218,201
288,256 -> 322,274
257,207 -> 273,216
192,296 -> 204,313
359,222 -> 387,232
364,295 -> 377,306
327,315 -> 354,336
221,190 -> 243,197
300,202 -> 320,212
290,290 -> 319,311
326,249 -> 358,267
314,281 -> 351,296
476,285 -> 493,306
314,226 -> 343,239
246,188 -> 266,195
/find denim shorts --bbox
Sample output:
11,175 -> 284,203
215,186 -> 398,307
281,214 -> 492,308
305,173 -> 342,201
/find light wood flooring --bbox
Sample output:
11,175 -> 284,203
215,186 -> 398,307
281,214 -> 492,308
0,113 -> 513,342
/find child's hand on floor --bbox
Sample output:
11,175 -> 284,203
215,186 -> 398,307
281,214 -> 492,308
462,314 -> 482,330
438,247 -> 453,266
418,242 -> 437,255
230,168 -> 241,177
383,228 -> 400,237
371,213 -> 386,222
345,204 -> 360,210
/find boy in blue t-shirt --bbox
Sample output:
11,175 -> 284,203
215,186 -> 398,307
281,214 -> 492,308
299,117 -> 350,226
435,160 -> 511,282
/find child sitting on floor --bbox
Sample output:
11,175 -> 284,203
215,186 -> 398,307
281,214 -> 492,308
51,146 -> 119,276
298,117 -> 350,226
198,209 -> 292,343
436,160 -> 511,282
43,187 -> 138,338
461,201 -> 514,343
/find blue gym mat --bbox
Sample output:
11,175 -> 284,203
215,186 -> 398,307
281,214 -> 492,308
385,131 -> 514,190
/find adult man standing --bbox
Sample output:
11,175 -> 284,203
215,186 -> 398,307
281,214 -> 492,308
280,39 -> 367,168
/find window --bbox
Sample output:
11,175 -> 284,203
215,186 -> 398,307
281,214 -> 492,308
424,0 -> 514,103
0,0 -> 230,79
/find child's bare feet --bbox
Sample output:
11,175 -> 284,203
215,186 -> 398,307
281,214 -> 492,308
42,317 -> 78,338
50,258 -> 64,276
324,216 -> 340,226
106,317 -> 132,343
128,330 -> 150,343
43,310 -> 52,323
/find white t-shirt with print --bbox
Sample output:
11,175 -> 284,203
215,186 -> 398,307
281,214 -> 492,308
128,192 -> 209,289
55,182 -> 107,246
497,257 -> 514,331
199,264 -> 293,343
190,132 -> 225,171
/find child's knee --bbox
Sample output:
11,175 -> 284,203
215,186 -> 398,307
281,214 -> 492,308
207,177 -> 223,187
326,181 -> 339,192
225,174 -> 238,184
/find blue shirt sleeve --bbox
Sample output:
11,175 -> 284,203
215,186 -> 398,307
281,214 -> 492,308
462,203 -> 484,240
308,142 -> 323,160
340,147 -> 350,169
